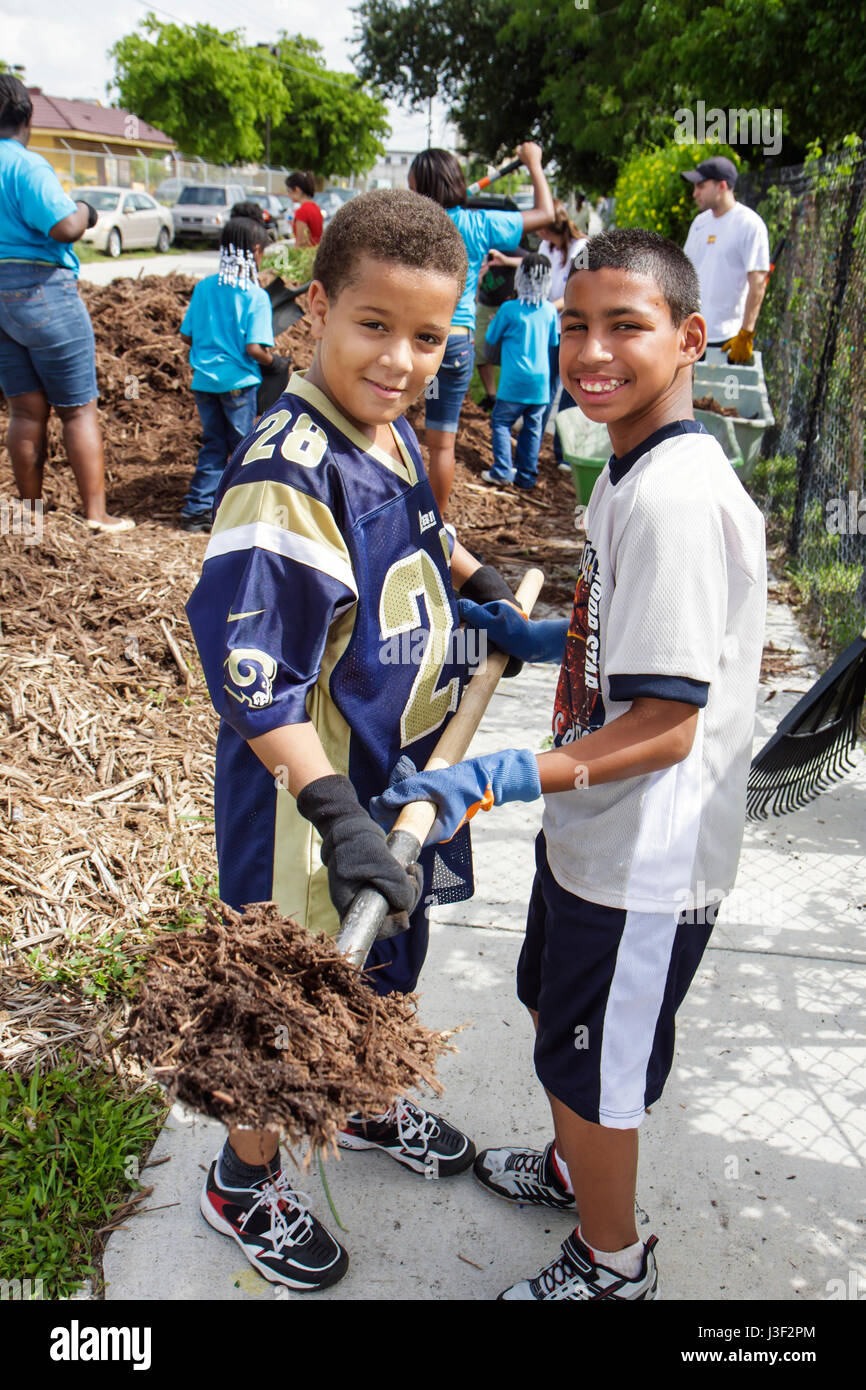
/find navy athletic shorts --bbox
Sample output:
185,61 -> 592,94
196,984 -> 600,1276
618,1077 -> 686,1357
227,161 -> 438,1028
517,832 -> 718,1129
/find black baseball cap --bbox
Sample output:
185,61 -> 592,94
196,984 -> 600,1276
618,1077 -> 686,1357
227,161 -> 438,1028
680,157 -> 738,187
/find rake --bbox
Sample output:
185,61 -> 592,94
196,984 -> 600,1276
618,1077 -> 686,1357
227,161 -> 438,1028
746,624 -> 866,819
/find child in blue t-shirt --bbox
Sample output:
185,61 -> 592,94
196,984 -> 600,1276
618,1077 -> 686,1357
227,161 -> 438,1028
179,216 -> 277,532
482,253 -> 558,490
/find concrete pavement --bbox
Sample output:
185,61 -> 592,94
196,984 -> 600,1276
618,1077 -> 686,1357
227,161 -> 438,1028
79,250 -> 219,286
103,594 -> 866,1302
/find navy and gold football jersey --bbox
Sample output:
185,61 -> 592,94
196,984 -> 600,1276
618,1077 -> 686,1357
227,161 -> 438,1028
186,372 -> 473,938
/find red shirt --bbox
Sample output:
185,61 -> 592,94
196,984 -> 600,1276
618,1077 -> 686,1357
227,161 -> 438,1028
292,200 -> 323,246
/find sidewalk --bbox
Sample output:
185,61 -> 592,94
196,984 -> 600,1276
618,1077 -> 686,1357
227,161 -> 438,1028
103,595 -> 866,1301
79,251 -> 219,287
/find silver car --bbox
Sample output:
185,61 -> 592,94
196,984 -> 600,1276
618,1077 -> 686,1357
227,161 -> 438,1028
172,184 -> 247,244
78,187 -> 174,258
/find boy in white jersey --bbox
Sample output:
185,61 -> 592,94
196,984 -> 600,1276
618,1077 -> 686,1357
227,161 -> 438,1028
372,228 -> 767,1301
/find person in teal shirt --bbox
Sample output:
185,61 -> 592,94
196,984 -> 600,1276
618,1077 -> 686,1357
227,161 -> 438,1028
179,214 -> 278,532
482,254 -> 558,490
407,141 -> 553,513
0,74 -> 133,531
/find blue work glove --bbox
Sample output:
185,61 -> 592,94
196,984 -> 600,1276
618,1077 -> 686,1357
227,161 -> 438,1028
370,749 -> 542,844
458,598 -> 569,665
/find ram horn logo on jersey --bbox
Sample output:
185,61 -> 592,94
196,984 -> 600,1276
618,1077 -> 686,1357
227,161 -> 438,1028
224,648 -> 278,709
552,540 -> 606,744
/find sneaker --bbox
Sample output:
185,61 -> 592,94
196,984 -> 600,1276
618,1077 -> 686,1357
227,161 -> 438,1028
337,1097 -> 475,1177
180,512 -> 212,533
557,461 -> 572,475
474,1139 -> 576,1210
498,1231 -> 659,1301
200,1157 -> 348,1291
480,469 -> 512,487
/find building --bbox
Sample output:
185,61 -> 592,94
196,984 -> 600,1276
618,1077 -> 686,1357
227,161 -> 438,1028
27,89 -> 175,191
362,149 -> 418,190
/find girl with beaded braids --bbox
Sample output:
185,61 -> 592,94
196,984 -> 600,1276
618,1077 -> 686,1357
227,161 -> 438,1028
481,252 -> 559,490
178,215 -> 287,531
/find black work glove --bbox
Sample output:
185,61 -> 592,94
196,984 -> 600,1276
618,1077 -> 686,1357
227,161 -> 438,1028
459,563 -> 523,678
261,352 -> 292,376
296,774 -> 423,927
77,200 -> 99,229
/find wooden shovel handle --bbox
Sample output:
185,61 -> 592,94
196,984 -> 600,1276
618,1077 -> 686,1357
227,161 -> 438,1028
336,567 -> 545,966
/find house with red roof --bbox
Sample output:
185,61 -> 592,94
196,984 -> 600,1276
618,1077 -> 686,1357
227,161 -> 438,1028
28,88 -> 175,191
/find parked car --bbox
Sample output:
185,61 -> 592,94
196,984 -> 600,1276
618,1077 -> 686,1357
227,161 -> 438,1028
77,187 -> 174,258
242,190 -> 292,240
171,184 -> 247,244
154,177 -> 191,205
313,187 -> 359,227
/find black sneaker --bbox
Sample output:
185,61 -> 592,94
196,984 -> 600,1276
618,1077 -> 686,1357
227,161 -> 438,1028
498,1232 -> 659,1301
180,512 -> 212,533
200,1157 -> 348,1291
336,1098 -> 475,1177
474,1139 -> 576,1210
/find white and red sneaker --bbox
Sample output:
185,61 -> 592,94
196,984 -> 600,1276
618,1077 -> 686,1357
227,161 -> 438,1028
200,1156 -> 348,1291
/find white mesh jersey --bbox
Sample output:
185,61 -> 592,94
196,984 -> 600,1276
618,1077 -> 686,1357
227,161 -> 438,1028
543,421 -> 767,913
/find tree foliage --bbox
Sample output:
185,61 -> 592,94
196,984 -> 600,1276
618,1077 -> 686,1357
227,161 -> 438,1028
110,14 -> 388,174
266,35 -> 388,175
352,0 -> 866,189
111,15 -> 289,164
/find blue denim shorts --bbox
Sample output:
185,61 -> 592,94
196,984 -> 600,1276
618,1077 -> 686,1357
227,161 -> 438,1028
424,330 -> 475,432
0,262 -> 98,407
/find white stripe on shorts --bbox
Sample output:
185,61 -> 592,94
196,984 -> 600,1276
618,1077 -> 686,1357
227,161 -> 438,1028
598,908 -> 681,1128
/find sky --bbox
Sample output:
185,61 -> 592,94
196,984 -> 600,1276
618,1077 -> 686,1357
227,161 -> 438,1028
1,0 -> 456,153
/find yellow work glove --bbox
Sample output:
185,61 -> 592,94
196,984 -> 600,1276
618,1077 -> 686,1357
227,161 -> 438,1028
721,328 -> 755,365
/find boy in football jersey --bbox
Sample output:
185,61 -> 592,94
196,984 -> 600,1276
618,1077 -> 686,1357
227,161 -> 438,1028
185,188 -> 528,1292
373,228 -> 767,1301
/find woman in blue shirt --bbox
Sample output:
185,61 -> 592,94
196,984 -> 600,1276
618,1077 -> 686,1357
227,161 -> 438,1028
408,140 -> 554,513
0,75 -> 133,532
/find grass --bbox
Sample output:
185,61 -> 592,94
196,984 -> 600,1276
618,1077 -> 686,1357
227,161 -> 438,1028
74,241 -> 186,265
0,1060 -> 166,1298
4,871 -> 216,1295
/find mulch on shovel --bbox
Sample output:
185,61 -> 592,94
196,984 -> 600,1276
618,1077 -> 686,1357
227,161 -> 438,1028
126,901 -> 454,1155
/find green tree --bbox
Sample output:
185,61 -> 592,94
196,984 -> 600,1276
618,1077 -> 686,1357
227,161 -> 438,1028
354,0 -> 866,188
110,14 -> 290,164
266,35 -> 388,175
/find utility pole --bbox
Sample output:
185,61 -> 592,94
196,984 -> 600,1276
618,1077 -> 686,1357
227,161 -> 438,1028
256,42 -> 279,173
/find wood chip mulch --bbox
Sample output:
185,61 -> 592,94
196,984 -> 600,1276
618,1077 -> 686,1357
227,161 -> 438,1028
126,902 -> 455,1155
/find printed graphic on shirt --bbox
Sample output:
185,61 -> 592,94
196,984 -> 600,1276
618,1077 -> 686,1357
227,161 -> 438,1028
553,540 -> 606,744
223,647 -> 277,708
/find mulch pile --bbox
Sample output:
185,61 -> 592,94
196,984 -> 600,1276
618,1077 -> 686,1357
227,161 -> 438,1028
127,902 -> 453,1154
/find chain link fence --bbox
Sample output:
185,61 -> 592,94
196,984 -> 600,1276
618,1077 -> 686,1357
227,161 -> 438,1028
32,143 -> 348,201
738,145 -> 866,652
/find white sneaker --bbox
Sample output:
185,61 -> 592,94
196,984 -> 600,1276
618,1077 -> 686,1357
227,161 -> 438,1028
498,1231 -> 659,1300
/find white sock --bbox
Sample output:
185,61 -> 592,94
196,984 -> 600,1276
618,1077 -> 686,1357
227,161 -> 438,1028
578,1225 -> 644,1280
551,1144 -> 574,1195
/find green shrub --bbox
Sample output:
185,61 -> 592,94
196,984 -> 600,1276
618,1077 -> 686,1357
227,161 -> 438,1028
614,140 -> 741,244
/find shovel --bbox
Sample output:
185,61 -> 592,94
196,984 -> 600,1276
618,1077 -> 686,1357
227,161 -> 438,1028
265,275 -> 311,336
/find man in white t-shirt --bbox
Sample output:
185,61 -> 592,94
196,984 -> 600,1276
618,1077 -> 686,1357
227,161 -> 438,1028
681,156 -> 770,363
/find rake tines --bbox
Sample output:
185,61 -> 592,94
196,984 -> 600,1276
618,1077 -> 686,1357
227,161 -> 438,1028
747,633 -> 866,820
